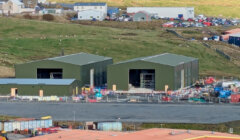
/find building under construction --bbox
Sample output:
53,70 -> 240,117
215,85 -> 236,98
107,53 -> 198,91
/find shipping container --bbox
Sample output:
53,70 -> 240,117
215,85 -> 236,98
4,122 -> 13,132
97,122 -> 122,131
24,121 -> 29,130
44,120 -> 49,128
12,121 -> 21,130
4,122 -> 9,132
32,120 -> 37,129
41,120 -> 45,128
36,120 -> 41,128
20,121 -> 25,130
29,121 -> 33,129
49,120 -> 53,127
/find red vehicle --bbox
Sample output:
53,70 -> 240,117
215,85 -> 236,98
42,127 -> 60,134
198,19 -> 203,23
88,99 -> 97,103
162,22 -> 174,28
203,22 -> 212,26
162,96 -> 171,102
188,18 -> 194,22
231,94 -> 240,103
205,77 -> 215,85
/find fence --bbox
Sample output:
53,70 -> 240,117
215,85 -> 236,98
166,29 -> 188,40
215,49 -> 231,60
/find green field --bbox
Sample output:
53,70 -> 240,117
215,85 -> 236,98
0,17 -> 240,78
51,0 -> 240,18
0,115 -> 18,121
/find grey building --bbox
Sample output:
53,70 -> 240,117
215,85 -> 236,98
133,11 -> 151,21
107,53 -> 198,91
127,7 -> 194,20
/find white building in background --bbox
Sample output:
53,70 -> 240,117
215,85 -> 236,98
39,8 -> 63,14
37,0 -> 47,4
127,7 -> 194,20
0,1 -> 5,14
2,0 -> 24,14
74,2 -> 107,17
1,0 -> 35,14
78,10 -> 104,21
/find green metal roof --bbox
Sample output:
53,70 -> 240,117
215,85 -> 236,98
115,53 -> 197,66
48,52 -> 112,66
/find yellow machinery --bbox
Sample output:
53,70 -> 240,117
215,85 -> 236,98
82,86 -> 91,93
41,116 -> 52,120
0,131 -> 7,140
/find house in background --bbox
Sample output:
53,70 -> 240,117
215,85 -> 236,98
127,7 -> 194,20
23,0 -> 37,8
2,0 -> 24,14
133,11 -> 151,21
74,2 -> 107,17
39,8 -> 63,14
37,0 -> 47,4
2,0 -> 35,14
0,1 -> 5,14
78,9 -> 104,21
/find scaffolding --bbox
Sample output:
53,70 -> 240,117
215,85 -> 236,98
140,73 -> 155,89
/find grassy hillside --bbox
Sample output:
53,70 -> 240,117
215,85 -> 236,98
0,17 -> 240,78
50,0 -> 240,18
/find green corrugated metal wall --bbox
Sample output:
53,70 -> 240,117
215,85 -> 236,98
0,80 -> 80,96
80,59 -> 112,87
107,61 -> 175,91
15,59 -> 113,90
15,60 -> 81,80
107,60 -> 198,91
174,60 -> 199,89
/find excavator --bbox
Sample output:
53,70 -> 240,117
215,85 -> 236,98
0,131 -> 8,140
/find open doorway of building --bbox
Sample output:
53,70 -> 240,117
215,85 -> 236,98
129,69 -> 155,90
11,88 -> 18,97
39,90 -> 44,97
37,68 -> 63,79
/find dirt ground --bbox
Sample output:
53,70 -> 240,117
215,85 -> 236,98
0,66 -> 15,78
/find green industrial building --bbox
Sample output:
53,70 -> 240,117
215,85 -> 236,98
0,79 -> 78,96
107,53 -> 198,91
15,53 -> 113,89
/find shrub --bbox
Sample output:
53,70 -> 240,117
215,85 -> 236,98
23,14 -> 32,19
42,14 -> 54,21
66,13 -> 77,20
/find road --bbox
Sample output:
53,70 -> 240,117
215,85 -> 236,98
0,102 -> 240,124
